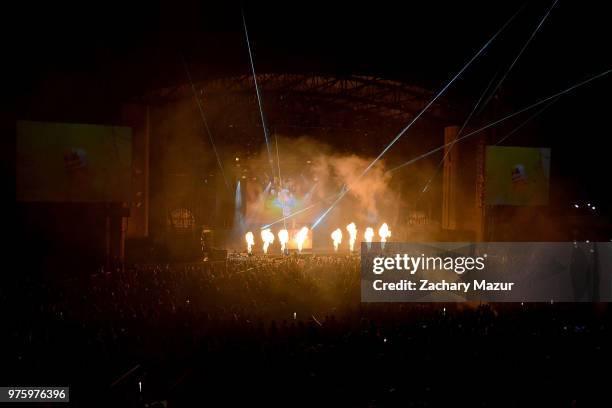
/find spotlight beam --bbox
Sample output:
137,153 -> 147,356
388,69 -> 611,173
312,5 -> 525,227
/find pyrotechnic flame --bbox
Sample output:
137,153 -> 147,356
378,223 -> 391,242
295,226 -> 309,253
278,229 -> 289,252
364,227 -> 374,243
245,231 -> 255,254
331,228 -> 342,251
261,229 -> 275,254
346,222 -> 357,252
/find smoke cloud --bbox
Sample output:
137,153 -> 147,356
245,135 -> 399,231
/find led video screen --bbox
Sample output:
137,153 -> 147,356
246,177 -> 315,225
16,120 -> 132,202
485,146 -> 550,206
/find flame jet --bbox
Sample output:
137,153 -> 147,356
331,228 -> 342,252
295,227 -> 309,253
278,229 -> 289,252
378,223 -> 391,249
245,231 -> 255,254
364,227 -> 374,251
261,229 -> 275,254
346,222 -> 357,252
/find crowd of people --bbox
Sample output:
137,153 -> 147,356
3,255 -> 611,406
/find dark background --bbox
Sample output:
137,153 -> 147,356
7,0 -> 611,207
3,3 -> 612,405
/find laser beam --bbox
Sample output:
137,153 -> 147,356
417,0 -> 559,199
274,131 -> 286,229
419,70 -> 499,196
261,191 -> 344,230
388,69 -> 611,173
242,9 -> 275,174
495,97 -> 559,145
357,4 -> 525,180
479,0 -> 559,113
181,56 -> 229,190
312,4 -> 525,227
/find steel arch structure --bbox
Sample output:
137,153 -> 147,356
141,73 -> 454,131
